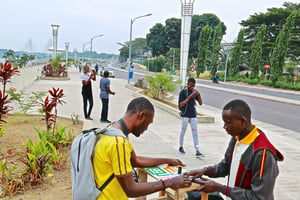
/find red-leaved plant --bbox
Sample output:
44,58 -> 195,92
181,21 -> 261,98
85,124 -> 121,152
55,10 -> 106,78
0,61 -> 20,124
40,87 -> 65,134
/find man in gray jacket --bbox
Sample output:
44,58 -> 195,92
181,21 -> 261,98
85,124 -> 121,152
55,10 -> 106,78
188,99 -> 284,200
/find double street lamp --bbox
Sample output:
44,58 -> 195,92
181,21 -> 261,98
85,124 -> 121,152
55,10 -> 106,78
51,24 -> 60,59
128,13 -> 152,84
91,34 -> 104,67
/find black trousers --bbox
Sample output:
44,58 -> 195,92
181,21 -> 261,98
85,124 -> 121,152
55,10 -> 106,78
82,94 -> 93,118
186,191 -> 224,200
101,98 -> 109,121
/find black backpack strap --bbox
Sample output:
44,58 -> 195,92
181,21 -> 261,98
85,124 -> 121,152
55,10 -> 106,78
82,128 -> 103,134
82,128 -> 107,135
118,118 -> 128,135
98,173 -> 115,191
90,128 -> 115,192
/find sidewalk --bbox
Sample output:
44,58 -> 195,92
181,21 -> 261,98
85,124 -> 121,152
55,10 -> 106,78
23,66 -> 300,199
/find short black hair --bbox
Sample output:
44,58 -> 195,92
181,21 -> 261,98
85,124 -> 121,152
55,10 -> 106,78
223,99 -> 251,119
187,77 -> 195,84
83,65 -> 89,70
104,71 -> 109,77
126,97 -> 154,114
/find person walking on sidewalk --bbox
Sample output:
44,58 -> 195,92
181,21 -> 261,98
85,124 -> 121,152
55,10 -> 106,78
99,70 -> 115,123
178,77 -> 204,157
80,65 -> 96,120
187,99 -> 284,200
92,97 -> 192,199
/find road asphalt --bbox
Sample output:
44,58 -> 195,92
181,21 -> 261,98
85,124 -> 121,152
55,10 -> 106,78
22,66 -> 300,199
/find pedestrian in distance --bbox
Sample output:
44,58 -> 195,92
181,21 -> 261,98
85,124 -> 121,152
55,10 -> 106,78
80,65 -> 96,120
212,72 -> 219,84
178,77 -> 204,157
99,70 -> 115,123
79,63 -> 82,72
95,63 -> 99,75
93,97 -> 192,199
187,99 -> 284,200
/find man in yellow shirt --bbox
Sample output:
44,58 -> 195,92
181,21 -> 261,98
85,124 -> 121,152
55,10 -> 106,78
93,97 -> 191,199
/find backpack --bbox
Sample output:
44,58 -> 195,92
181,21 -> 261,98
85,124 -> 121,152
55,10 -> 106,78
71,127 -> 126,200
178,88 -> 188,113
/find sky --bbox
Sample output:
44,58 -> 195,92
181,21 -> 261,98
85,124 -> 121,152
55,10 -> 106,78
0,0 -> 298,55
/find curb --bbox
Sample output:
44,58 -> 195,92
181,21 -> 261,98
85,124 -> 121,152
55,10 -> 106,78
82,119 -> 93,131
126,84 -> 215,123
57,113 -> 92,132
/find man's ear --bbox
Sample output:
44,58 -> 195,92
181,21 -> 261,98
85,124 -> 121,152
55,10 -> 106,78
138,111 -> 145,120
240,116 -> 248,127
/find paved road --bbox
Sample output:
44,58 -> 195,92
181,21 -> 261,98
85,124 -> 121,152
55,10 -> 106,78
196,79 -> 300,101
197,87 -> 300,133
109,64 -> 300,132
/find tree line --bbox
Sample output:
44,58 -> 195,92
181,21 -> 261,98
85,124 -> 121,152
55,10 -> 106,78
118,2 -> 299,85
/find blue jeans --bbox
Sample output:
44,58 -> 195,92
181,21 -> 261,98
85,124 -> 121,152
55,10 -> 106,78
101,98 -> 109,121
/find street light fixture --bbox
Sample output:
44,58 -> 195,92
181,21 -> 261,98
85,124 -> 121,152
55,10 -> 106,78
51,24 -> 60,59
221,40 -> 234,82
82,41 -> 91,63
65,42 -> 69,68
128,13 -> 152,84
91,34 -> 104,68
117,42 -> 128,47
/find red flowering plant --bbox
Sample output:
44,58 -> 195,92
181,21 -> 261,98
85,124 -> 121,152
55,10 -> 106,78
0,61 -> 20,124
40,87 -> 65,134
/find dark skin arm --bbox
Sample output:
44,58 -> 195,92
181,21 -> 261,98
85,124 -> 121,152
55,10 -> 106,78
106,86 -> 115,95
192,177 -> 223,193
116,172 -> 191,197
188,168 -> 208,178
131,151 -> 185,168
189,169 -> 223,193
82,71 -> 96,86
180,89 -> 202,108
196,90 -> 202,105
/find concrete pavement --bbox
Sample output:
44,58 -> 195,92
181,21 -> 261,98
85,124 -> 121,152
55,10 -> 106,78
23,66 -> 300,199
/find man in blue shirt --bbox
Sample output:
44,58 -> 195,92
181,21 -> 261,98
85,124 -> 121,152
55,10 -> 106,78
178,78 -> 204,157
99,71 -> 115,123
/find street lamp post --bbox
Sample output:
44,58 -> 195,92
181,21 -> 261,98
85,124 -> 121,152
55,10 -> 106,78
179,0 -> 195,87
65,42 -> 69,68
128,13 -> 152,84
82,41 -> 91,64
74,48 -> 77,65
90,34 -> 104,68
51,24 -> 60,59
172,48 -> 176,74
221,41 -> 234,82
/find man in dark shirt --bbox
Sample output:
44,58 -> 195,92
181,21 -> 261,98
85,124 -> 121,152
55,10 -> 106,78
178,77 -> 203,157
80,65 -> 96,120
